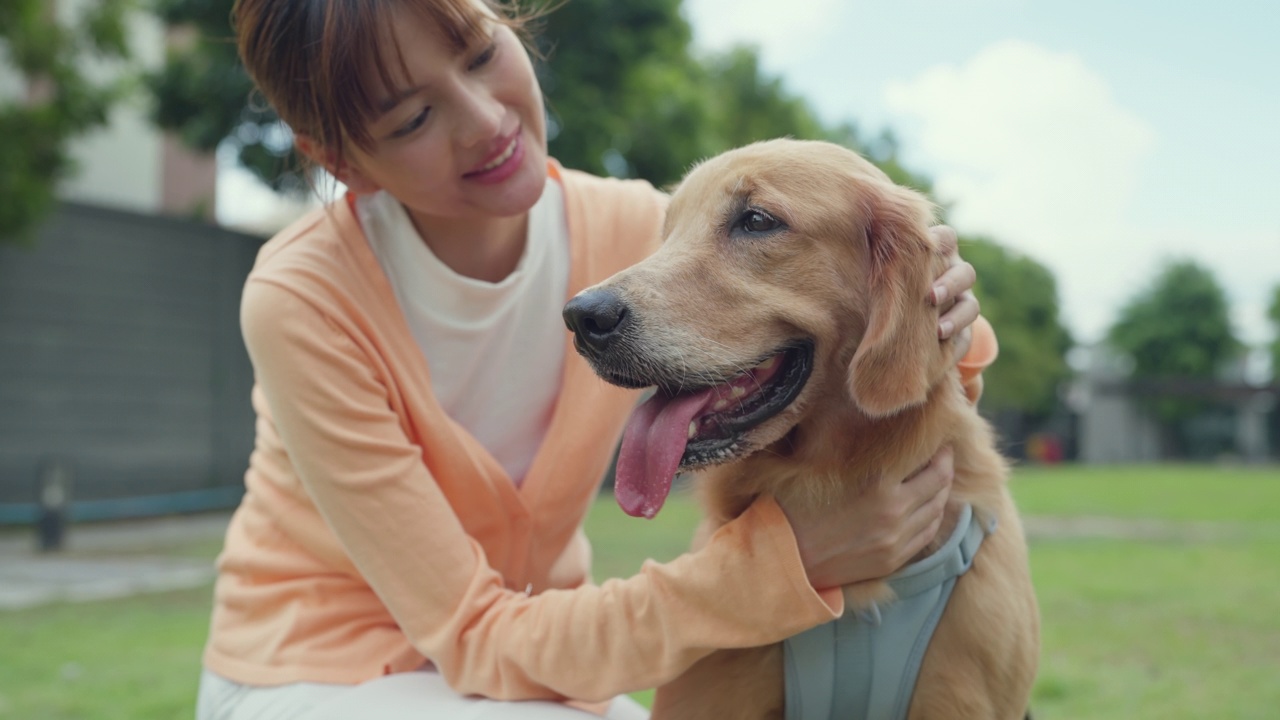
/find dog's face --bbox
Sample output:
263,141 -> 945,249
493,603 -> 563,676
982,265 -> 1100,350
565,139 -> 953,517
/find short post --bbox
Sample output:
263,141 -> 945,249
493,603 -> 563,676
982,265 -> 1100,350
36,458 -> 73,552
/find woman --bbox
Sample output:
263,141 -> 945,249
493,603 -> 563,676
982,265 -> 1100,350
196,1 -> 994,718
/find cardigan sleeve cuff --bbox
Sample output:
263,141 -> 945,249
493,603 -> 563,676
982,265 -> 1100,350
957,315 -> 998,403
735,495 -> 845,619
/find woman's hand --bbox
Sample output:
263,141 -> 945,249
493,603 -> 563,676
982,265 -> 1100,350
928,226 -> 980,363
782,446 -> 955,589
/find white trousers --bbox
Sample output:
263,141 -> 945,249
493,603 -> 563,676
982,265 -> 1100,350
197,668 -> 650,720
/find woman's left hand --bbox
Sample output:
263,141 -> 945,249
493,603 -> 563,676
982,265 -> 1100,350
927,226 -> 980,363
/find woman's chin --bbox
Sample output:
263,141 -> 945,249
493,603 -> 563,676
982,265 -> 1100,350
492,147 -> 550,215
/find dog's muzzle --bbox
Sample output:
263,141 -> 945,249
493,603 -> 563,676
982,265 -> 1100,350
563,288 -> 631,356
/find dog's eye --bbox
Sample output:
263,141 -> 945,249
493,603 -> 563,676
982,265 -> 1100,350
736,209 -> 782,234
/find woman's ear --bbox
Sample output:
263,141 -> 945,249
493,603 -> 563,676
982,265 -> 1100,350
294,134 -> 381,195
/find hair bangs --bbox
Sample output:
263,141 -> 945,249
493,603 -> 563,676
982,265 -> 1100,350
234,0 -> 545,187
318,0 -> 505,153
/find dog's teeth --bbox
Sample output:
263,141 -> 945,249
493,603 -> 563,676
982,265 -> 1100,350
713,399 -> 729,411
688,422 -> 697,439
755,356 -> 776,371
730,386 -> 747,399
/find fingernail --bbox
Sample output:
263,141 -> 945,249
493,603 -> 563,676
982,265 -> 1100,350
939,320 -> 954,339
932,285 -> 948,305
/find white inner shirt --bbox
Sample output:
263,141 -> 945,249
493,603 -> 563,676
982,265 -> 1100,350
357,180 -> 569,485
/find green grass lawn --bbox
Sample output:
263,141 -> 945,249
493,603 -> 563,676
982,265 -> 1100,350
1,464 -> 1277,719
1009,463 -> 1280,523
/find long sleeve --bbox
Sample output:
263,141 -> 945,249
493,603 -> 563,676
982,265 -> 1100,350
957,315 -> 998,404
240,280 -> 840,702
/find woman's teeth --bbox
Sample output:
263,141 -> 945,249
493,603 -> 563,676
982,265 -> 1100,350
480,138 -> 517,171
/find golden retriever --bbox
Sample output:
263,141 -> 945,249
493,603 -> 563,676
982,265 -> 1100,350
563,139 -> 1039,719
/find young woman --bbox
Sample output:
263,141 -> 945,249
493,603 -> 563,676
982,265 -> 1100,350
196,1 -> 996,718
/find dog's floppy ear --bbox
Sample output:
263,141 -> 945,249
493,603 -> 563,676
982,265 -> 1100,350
847,178 -> 952,417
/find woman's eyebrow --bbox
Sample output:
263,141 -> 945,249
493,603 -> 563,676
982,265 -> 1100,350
376,84 -> 429,117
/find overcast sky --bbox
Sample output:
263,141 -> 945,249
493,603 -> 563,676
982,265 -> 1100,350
221,0 -> 1279,347
684,0 -> 1279,346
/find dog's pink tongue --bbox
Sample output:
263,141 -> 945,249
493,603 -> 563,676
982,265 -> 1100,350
615,389 -> 714,518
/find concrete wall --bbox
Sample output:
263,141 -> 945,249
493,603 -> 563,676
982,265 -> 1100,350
0,203 -> 263,516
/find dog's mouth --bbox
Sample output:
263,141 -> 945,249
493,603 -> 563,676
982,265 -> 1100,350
614,341 -> 813,518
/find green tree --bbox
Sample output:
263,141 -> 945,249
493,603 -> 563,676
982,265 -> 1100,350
147,0 -> 301,192
0,0 -> 133,244
1268,283 -> 1280,382
960,236 -> 1072,418
1107,259 -> 1241,438
148,0 -> 929,197
702,47 -> 823,149
534,0 -> 708,184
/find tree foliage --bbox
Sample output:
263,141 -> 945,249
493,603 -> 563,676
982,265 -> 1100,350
1269,282 -> 1280,382
147,0 -> 931,196
1107,259 -> 1241,423
0,0 -> 133,244
534,1 -> 932,191
960,236 -> 1073,417
147,0 -> 302,192
533,0 -> 704,184
144,0 -> 1076,418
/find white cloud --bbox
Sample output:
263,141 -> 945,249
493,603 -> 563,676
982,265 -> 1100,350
885,40 -> 1159,342
683,0 -> 843,63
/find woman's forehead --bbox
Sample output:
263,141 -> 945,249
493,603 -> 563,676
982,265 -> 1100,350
306,0 -> 508,150
362,1 -> 493,88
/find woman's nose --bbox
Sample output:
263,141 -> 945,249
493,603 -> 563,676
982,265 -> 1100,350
456,82 -> 505,147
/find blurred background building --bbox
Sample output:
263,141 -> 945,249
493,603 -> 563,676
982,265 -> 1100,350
1,0 -> 1277,526
1,0 -> 258,522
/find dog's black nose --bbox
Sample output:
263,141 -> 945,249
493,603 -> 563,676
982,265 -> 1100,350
563,289 -> 630,352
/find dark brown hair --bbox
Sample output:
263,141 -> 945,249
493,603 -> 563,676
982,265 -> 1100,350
232,0 -> 538,162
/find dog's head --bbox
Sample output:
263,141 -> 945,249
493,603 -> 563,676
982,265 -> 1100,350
564,139 -> 954,517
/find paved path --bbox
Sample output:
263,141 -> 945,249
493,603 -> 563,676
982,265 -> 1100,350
0,513 -> 231,611
1,512 -> 1275,611
1023,515 -> 1280,542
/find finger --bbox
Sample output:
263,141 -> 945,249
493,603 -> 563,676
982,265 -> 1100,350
951,325 -> 974,363
902,448 -> 953,520
939,292 -> 980,339
898,505 -> 946,565
930,261 -> 976,306
929,225 -> 959,257
901,472 -> 948,535
901,446 -> 954,511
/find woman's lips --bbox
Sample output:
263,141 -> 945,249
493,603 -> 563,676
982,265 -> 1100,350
464,132 -> 524,185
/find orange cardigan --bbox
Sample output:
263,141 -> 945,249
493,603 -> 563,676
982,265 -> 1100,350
203,163 -> 997,703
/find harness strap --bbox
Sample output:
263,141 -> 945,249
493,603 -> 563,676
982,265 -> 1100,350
784,504 -> 994,720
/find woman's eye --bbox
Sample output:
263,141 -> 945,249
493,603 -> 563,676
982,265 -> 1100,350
738,209 -> 781,234
469,42 -> 497,71
391,107 -> 430,138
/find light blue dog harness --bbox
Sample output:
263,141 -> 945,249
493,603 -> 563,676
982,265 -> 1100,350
784,504 -> 996,720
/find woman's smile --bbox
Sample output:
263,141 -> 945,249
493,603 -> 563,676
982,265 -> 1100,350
464,129 -> 525,184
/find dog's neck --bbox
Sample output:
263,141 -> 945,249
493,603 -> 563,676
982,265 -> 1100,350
788,374 -> 967,497
697,367 -> 1001,562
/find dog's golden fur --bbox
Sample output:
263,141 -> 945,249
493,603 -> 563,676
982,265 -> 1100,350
581,139 -> 1039,719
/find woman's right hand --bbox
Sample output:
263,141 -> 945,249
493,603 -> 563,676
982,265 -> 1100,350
780,446 -> 954,589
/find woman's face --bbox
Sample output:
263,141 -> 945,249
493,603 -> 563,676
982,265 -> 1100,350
336,7 -> 548,224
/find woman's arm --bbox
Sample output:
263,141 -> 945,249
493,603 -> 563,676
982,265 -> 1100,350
241,280 -> 840,703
